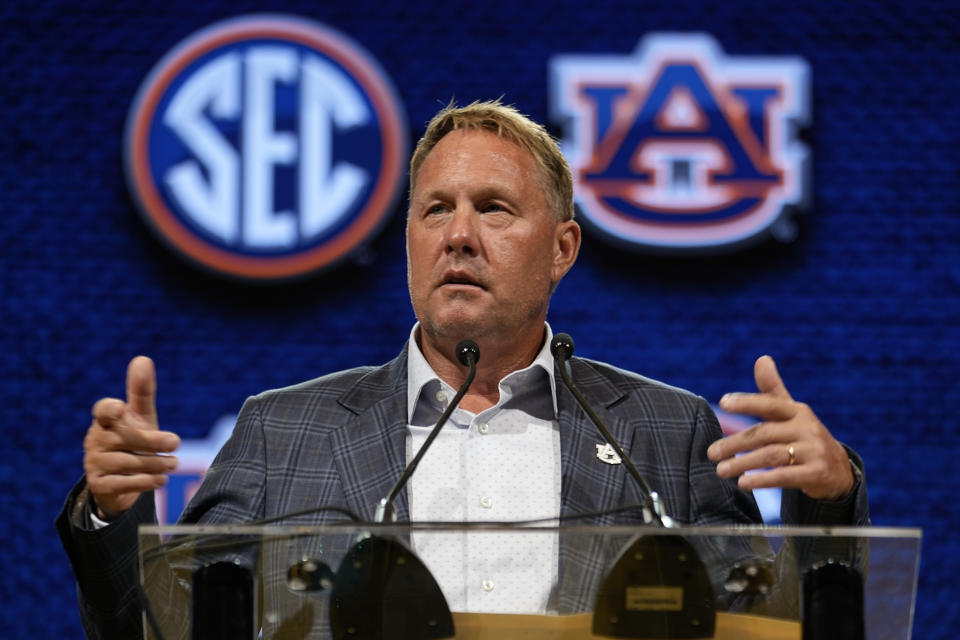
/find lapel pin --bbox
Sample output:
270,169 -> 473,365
595,443 -> 622,465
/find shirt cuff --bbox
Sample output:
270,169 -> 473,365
89,509 -> 110,530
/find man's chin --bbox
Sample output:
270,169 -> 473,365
420,311 -> 495,342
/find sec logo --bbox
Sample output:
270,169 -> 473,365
550,33 -> 810,253
125,14 -> 408,281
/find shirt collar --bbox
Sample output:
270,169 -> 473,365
406,323 -> 559,424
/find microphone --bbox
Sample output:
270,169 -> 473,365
550,332 -> 668,526
375,339 -> 479,523
551,332 -> 716,639
330,339 -> 479,640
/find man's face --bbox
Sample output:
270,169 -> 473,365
406,128 -> 579,344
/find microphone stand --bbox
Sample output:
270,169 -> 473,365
330,340 -> 479,640
552,333 -> 669,527
551,332 -> 716,639
376,340 -> 479,523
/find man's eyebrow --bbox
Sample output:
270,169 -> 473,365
416,187 -> 451,202
414,184 -> 518,205
471,185 -> 514,201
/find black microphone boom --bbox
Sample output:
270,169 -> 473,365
550,333 -> 667,526
330,340 -> 479,640
375,339 -> 479,523
552,333 -> 716,639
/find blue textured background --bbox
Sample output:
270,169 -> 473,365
1,0 -> 957,637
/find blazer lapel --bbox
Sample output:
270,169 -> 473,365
328,349 -> 412,522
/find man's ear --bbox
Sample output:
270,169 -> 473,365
552,220 -> 581,283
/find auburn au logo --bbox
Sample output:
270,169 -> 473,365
550,34 -> 810,252
125,15 -> 407,281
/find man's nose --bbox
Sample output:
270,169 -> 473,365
445,207 -> 479,256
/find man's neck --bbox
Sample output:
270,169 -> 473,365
418,325 -> 546,413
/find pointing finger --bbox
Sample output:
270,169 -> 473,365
85,421 -> 181,457
86,450 -> 179,476
99,425 -> 181,453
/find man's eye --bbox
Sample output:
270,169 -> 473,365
426,204 -> 448,215
481,203 -> 506,213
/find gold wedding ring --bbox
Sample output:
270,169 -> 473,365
786,444 -> 797,466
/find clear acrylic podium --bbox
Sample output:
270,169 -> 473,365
138,523 -> 920,640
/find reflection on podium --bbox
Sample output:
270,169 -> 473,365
138,523 -> 919,640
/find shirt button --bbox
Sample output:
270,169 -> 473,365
435,390 -> 447,404
477,422 -> 489,434
479,496 -> 492,509
481,579 -> 494,592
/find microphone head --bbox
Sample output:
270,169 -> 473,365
455,340 -> 480,366
550,333 -> 575,360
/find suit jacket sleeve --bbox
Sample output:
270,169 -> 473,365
56,482 -> 157,640
55,394 -> 270,640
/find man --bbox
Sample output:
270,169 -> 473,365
59,100 -> 867,638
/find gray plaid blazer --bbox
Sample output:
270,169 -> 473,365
58,345 -> 868,638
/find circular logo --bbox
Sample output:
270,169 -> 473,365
125,14 -> 408,281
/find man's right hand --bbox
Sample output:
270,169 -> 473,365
83,356 -> 180,521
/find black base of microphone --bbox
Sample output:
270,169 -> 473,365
802,560 -> 864,640
330,535 -> 454,640
593,534 -> 715,639
191,561 -> 255,640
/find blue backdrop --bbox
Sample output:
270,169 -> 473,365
2,0 -> 957,637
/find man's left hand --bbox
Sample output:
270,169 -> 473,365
707,355 -> 854,501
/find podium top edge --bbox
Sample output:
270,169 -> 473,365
138,523 -> 922,539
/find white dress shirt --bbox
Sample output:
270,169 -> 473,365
406,324 -> 562,613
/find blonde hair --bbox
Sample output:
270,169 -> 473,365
409,100 -> 575,221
